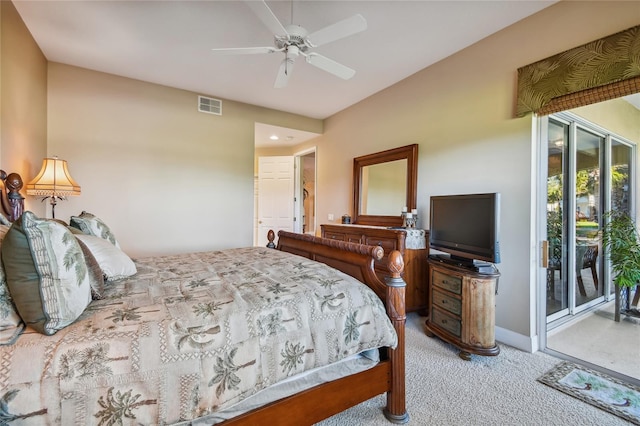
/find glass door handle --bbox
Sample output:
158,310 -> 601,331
541,240 -> 549,268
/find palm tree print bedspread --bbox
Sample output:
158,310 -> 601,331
0,247 -> 397,424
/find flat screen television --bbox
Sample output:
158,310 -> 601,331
429,192 -> 501,266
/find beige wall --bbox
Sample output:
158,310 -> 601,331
3,0 -> 640,350
0,0 -> 47,215
312,1 -> 640,345
47,63 -> 322,257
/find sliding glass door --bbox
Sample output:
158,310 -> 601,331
545,113 -> 634,322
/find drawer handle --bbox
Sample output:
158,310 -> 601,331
441,319 -> 448,324
377,241 -> 383,246
441,299 -> 447,304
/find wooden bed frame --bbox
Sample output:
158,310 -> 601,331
0,170 -> 408,425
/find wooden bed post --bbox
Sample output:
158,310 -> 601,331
0,170 -> 24,222
266,229 -> 276,248
384,250 -> 409,424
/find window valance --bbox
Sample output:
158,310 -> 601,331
516,25 -> 640,117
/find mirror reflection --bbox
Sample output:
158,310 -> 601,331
360,159 -> 407,215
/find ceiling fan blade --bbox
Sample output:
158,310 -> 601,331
306,14 -> 367,47
304,53 -> 355,80
244,0 -> 289,36
211,46 -> 280,55
274,57 -> 295,88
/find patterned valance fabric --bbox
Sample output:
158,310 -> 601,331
516,25 -> 640,117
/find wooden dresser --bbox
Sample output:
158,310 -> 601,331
321,224 -> 429,313
425,258 -> 500,360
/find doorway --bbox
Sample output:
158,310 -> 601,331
253,122 -> 320,246
255,150 -> 317,246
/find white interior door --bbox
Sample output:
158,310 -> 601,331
257,156 -> 294,247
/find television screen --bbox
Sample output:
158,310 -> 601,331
429,193 -> 500,264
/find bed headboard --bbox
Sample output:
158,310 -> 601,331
0,170 -> 25,222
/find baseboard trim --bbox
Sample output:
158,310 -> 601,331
496,326 -> 538,353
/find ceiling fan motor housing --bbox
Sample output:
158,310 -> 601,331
275,25 -> 310,52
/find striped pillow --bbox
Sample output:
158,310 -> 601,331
0,224 -> 24,345
2,212 -> 92,335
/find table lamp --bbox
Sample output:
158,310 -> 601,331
26,157 -> 81,219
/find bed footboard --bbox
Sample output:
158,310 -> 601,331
271,230 -> 409,424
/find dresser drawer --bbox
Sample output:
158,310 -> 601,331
431,307 -> 462,338
323,231 -> 346,241
432,288 -> 462,316
432,270 -> 462,295
323,231 -> 362,244
363,235 -> 399,253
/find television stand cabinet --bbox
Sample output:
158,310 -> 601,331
321,224 -> 429,313
425,258 -> 500,360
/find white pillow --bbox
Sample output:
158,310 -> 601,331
74,234 -> 136,281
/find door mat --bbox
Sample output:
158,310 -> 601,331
538,361 -> 640,425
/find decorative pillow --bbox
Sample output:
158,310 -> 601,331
69,211 -> 120,248
0,225 -> 25,345
2,211 -> 92,335
75,237 -> 106,299
75,234 -> 137,281
67,226 -> 85,235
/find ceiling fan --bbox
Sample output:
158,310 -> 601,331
211,1 -> 367,88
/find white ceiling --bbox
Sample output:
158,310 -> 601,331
14,0 -> 558,147
623,94 -> 640,110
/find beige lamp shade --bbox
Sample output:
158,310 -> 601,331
26,157 -> 81,197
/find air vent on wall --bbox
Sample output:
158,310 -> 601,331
198,96 -> 222,115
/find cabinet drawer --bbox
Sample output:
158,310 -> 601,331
432,270 -> 462,295
323,232 -> 360,244
364,236 -> 399,255
432,288 -> 462,316
431,307 -> 462,337
323,231 -> 346,241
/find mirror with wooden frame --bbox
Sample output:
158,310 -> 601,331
352,144 -> 418,227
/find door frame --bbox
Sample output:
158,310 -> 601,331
537,111 -> 637,350
293,146 -> 317,235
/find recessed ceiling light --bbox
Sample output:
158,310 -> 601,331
269,135 -> 279,141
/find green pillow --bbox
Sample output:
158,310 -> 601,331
0,224 -> 25,345
2,211 -> 92,335
70,211 -> 120,248
75,237 -> 106,300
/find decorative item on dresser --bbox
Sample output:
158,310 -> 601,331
425,257 -> 500,360
322,223 -> 429,314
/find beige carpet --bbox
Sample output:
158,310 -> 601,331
316,313 -> 632,426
